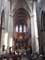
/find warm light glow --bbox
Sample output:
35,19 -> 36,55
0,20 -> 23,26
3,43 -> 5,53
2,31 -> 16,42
19,36 -> 23,39
4,32 -> 8,50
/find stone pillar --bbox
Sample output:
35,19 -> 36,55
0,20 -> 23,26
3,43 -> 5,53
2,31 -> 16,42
31,0 -> 39,54
1,0 -> 10,52
33,0 -> 39,53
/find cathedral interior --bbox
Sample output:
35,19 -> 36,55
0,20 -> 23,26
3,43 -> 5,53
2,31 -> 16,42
0,0 -> 45,60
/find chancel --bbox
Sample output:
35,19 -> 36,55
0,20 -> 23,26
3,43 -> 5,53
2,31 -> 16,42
0,0 -> 45,60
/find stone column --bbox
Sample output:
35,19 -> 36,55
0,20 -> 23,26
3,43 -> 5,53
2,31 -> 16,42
33,0 -> 39,53
31,0 -> 39,54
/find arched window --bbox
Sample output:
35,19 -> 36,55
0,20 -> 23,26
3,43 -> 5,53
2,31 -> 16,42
15,25 -> 18,32
23,25 -> 26,32
15,25 -> 27,33
19,25 -> 22,32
